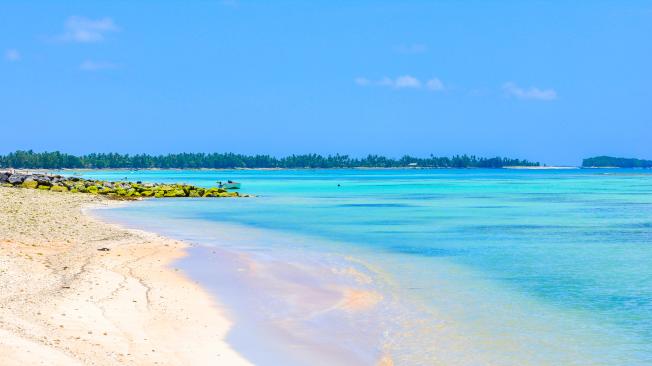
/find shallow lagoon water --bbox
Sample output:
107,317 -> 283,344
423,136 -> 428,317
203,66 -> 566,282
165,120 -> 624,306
84,168 -> 652,365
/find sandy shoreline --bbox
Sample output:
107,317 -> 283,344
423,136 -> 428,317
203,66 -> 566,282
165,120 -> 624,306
0,187 -> 251,365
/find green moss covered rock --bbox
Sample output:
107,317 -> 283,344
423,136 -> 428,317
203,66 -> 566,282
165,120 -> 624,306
163,189 -> 186,197
21,180 -> 38,189
3,172 -> 248,200
50,185 -> 68,192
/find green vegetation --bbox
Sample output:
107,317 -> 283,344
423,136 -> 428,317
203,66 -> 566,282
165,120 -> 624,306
0,172 -> 245,199
582,156 -> 652,168
0,150 -> 539,169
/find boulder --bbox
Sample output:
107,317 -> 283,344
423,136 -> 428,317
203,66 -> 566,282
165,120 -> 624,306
164,189 -> 186,197
50,185 -> 68,192
3,171 -> 243,200
21,179 -> 38,189
7,174 -> 27,185
34,176 -> 52,186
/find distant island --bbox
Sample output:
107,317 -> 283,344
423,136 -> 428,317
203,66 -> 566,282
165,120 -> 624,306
582,156 -> 652,168
0,150 -> 539,169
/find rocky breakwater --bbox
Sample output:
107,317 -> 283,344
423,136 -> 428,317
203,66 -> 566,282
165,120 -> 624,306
0,171 -> 247,199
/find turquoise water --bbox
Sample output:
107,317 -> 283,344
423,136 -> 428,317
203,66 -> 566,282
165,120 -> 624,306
78,169 -> 652,365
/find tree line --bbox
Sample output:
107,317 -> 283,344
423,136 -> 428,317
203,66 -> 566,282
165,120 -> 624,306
0,150 -> 540,169
582,156 -> 652,168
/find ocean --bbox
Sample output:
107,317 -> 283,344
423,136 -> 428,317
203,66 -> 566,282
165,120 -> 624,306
76,168 -> 652,365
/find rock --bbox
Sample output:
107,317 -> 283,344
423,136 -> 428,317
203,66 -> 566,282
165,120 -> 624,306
21,179 -> 39,189
2,171 -> 245,200
7,174 -> 27,185
34,175 -> 53,186
164,189 -> 186,197
50,185 -> 68,192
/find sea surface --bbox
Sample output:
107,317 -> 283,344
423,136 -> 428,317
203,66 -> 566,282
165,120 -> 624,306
73,168 -> 652,365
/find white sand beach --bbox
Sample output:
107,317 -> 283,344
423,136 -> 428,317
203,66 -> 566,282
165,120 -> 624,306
0,187 -> 251,365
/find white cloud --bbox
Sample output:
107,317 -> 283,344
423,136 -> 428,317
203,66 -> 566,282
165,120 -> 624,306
394,75 -> 421,88
426,78 -> 444,91
355,75 -> 444,91
503,82 -> 557,101
4,49 -> 20,62
395,43 -> 427,54
80,60 -> 117,71
354,77 -> 371,86
59,16 -> 119,43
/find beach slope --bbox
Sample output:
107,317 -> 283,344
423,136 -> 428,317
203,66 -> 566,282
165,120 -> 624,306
0,187 -> 251,365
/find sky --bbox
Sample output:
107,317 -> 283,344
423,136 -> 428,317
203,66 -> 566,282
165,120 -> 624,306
1,1 -> 650,165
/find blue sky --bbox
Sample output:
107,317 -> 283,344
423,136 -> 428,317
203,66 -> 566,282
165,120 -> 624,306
1,1 -> 650,165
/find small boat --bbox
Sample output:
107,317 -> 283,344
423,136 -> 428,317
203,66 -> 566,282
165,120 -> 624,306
217,180 -> 241,189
